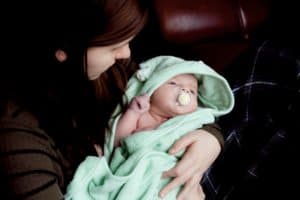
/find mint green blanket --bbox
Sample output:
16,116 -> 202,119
65,56 -> 234,200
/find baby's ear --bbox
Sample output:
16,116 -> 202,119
55,49 -> 68,62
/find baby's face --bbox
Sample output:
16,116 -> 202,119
151,74 -> 198,117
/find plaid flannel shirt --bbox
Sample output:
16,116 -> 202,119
202,40 -> 300,200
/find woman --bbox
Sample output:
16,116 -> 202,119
0,0 -> 222,199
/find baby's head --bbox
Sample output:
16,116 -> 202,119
127,55 -> 234,120
150,73 -> 198,117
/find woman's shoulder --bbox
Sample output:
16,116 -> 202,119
0,101 -> 69,198
0,101 -> 57,153
1,101 -> 39,128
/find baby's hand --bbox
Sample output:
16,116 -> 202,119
129,94 -> 150,114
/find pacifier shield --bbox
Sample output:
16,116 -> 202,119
177,92 -> 191,106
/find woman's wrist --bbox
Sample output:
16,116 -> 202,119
201,123 -> 224,150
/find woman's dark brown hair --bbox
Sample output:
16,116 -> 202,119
1,0 -> 148,166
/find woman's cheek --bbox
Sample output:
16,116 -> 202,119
87,58 -> 116,80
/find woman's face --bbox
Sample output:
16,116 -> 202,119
86,37 -> 134,80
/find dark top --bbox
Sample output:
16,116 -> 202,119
0,102 -> 68,200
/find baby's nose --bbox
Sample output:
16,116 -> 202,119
181,88 -> 189,93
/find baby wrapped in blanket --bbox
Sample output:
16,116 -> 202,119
65,55 -> 234,200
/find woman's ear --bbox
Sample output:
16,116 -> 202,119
55,49 -> 68,62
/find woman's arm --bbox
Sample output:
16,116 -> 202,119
0,129 -> 65,200
202,123 -> 224,149
159,123 -> 222,199
0,103 -> 66,200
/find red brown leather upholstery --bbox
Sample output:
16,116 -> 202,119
153,0 -> 272,44
134,0 -> 273,72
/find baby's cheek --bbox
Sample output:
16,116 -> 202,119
192,100 -> 198,110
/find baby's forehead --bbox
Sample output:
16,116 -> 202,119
171,74 -> 197,83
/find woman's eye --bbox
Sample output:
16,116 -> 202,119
190,90 -> 196,95
112,47 -> 119,51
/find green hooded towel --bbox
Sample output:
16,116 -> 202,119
65,55 -> 234,200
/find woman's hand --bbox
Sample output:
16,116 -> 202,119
159,129 -> 221,199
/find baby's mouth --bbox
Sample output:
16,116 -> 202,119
177,91 -> 191,106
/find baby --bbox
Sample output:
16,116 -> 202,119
115,73 -> 199,146
114,73 -> 203,199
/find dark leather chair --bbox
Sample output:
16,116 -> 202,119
133,0 -> 273,72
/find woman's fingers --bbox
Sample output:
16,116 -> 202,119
176,177 -> 196,200
160,131 -> 203,198
198,185 -> 206,200
168,130 -> 200,154
160,129 -> 221,198
176,172 -> 202,200
159,176 -> 185,198
159,163 -> 195,197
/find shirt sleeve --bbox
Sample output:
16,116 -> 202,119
0,126 -> 65,200
202,123 -> 224,149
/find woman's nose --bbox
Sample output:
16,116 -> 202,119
115,44 -> 131,59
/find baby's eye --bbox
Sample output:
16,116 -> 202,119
190,90 -> 196,95
168,81 -> 177,85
